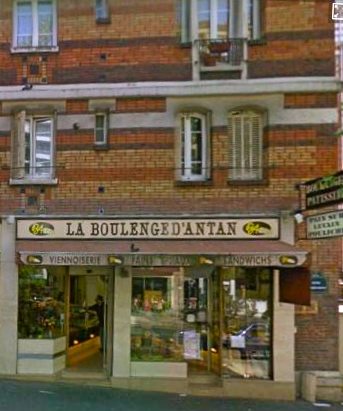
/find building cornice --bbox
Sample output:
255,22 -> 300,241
0,77 -> 340,101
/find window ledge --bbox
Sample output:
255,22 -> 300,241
96,17 -> 111,24
10,178 -> 58,186
175,179 -> 212,187
93,143 -> 109,151
200,63 -> 244,72
227,179 -> 268,187
11,46 -> 59,54
248,37 -> 267,46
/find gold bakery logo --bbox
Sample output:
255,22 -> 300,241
26,255 -> 43,264
29,222 -> 55,236
279,255 -> 298,266
243,221 -> 272,236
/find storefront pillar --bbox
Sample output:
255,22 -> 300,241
0,219 -> 18,374
112,266 -> 132,378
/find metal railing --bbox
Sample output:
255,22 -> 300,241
196,38 -> 245,67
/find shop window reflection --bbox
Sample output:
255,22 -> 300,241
18,266 -> 66,339
221,267 -> 272,379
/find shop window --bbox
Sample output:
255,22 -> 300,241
178,112 -> 210,181
221,267 -> 272,379
131,268 -> 220,371
131,271 -> 184,362
18,266 -> 66,339
228,109 -> 264,182
10,111 -> 56,184
13,0 -> 58,51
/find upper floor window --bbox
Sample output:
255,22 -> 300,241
180,0 -> 261,43
95,0 -> 110,22
13,0 -> 57,50
94,113 -> 108,145
228,109 -> 263,181
180,113 -> 209,181
11,111 -> 55,183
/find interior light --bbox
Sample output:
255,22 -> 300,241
90,334 -> 95,338
211,348 -> 217,353
73,340 -> 79,345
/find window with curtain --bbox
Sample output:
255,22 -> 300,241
228,109 -> 263,181
14,0 -> 57,49
179,0 -> 262,43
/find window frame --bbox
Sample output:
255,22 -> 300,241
95,0 -> 110,23
228,108 -> 265,183
94,112 -> 109,146
179,112 -> 210,182
10,110 -> 57,185
12,0 -> 58,53
179,0 -> 262,43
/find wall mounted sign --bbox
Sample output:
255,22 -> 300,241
16,217 -> 279,240
304,170 -> 343,210
306,210 -> 343,239
18,251 -> 307,267
310,272 -> 328,293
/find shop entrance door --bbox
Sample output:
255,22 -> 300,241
183,268 -> 221,376
66,267 -> 113,376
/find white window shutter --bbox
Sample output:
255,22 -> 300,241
250,114 -> 262,179
11,110 -> 26,179
228,110 -> 262,181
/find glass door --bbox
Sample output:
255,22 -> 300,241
66,268 -> 113,375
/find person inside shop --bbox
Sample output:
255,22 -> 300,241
89,295 -> 105,352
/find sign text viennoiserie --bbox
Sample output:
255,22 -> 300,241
17,218 -> 279,240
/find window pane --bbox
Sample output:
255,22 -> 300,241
95,114 -> 106,143
198,0 -> 210,39
24,119 -> 31,175
181,117 -> 186,176
18,266 -> 66,339
17,2 -> 33,47
96,0 -> 108,19
131,269 -> 185,362
34,118 -> 52,176
38,1 -> 53,46
221,268 -> 272,379
218,0 -> 229,39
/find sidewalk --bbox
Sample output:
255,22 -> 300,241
0,378 -> 342,411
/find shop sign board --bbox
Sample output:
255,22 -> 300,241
18,251 -> 307,267
306,210 -> 343,239
16,217 -> 279,240
304,170 -> 343,210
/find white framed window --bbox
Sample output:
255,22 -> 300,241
179,0 -> 261,42
95,0 -> 110,21
228,109 -> 263,181
94,113 -> 108,145
13,0 -> 57,50
11,111 -> 55,182
180,113 -> 209,181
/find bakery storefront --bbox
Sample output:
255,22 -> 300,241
14,216 -> 309,399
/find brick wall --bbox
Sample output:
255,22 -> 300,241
0,0 -> 336,85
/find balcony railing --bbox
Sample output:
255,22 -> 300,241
196,38 -> 245,68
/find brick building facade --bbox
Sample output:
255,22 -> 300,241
0,0 -> 341,401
